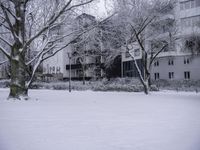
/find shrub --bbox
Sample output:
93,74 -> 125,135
0,79 -> 10,88
92,78 -> 158,92
152,79 -> 200,91
2,78 -> 199,92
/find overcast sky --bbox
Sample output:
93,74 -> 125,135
88,0 -> 114,19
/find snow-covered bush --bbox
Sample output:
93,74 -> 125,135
92,78 -> 158,92
4,78 -> 200,92
29,78 -> 200,92
92,84 -> 144,92
0,78 -> 158,92
0,79 -> 10,88
153,79 -> 200,91
31,81 -> 92,91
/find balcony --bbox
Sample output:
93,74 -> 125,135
159,14 -> 175,22
66,63 -> 103,70
66,64 -> 82,70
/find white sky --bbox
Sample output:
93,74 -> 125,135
88,0 -> 114,19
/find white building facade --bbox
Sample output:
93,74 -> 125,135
122,0 -> 200,80
42,14 -> 102,80
0,52 -> 8,79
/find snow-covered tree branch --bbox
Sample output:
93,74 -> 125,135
0,0 -> 95,99
113,0 -> 177,94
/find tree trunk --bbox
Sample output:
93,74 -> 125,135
82,66 -> 86,85
148,76 -> 152,87
9,45 -> 28,99
143,52 -> 150,95
8,1 -> 28,99
131,54 -> 150,95
9,60 -> 28,99
143,73 -> 150,95
143,81 -> 149,95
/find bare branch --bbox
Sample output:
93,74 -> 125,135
25,39 -> 50,65
23,0 -> 94,53
0,3 -> 16,40
150,44 -> 168,66
0,45 -> 11,59
0,22 -> 11,31
137,16 -> 156,36
0,36 -> 12,47
130,24 -> 146,53
3,5 -> 18,21
0,59 -> 8,65
126,43 -> 145,85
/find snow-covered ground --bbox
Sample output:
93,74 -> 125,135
0,88 -> 200,150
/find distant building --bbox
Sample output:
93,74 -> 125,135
42,13 -> 103,81
122,0 -> 200,80
0,52 -> 9,79
42,24 -> 68,81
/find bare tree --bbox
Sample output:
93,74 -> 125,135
70,13 -> 119,82
70,13 -> 99,84
183,34 -> 200,54
0,0 -> 95,99
114,0 -> 177,94
0,58 -> 7,66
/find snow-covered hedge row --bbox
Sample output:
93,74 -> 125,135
92,84 -> 144,92
153,79 -> 200,92
0,79 -> 10,88
30,78 -> 158,92
31,81 -> 91,91
92,78 -> 158,92
1,78 -> 199,92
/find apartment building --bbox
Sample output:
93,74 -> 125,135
42,13 -> 102,80
0,52 -> 8,79
122,0 -> 200,80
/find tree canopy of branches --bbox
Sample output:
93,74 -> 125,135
184,34 -> 200,54
113,0 -> 177,94
0,0 -> 95,99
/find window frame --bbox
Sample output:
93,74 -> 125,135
169,72 -> 174,79
184,71 -> 190,79
154,72 -> 160,80
154,60 -> 159,67
168,59 -> 174,66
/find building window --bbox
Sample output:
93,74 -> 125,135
181,15 -> 200,28
154,60 -> 159,67
191,0 -> 195,8
154,73 -> 160,80
47,64 -> 49,73
196,0 -> 200,6
185,1 -> 190,9
52,67 -> 55,73
134,49 -> 140,57
43,67 -> 46,73
125,61 -> 133,71
168,59 -> 174,65
76,69 -> 83,77
184,58 -> 190,64
56,67 -> 61,73
95,56 -> 101,64
125,71 -> 133,77
125,51 -> 130,58
50,67 -> 52,73
180,0 -> 199,10
184,71 -> 190,79
169,72 -> 174,79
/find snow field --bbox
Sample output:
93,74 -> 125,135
0,89 -> 200,150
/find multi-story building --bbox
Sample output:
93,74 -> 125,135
122,0 -> 200,80
0,52 -> 9,79
42,13 -> 103,81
